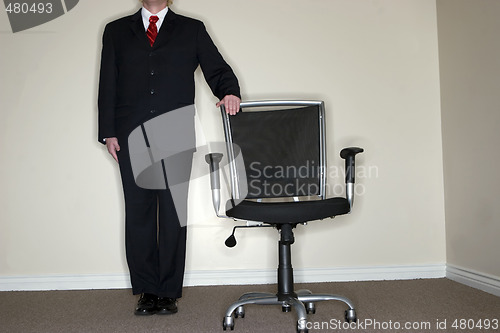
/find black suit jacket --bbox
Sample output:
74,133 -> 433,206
98,9 -> 240,143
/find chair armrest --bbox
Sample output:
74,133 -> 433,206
205,153 -> 224,215
340,147 -> 364,209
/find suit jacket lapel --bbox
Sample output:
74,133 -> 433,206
152,9 -> 177,49
129,9 -> 150,49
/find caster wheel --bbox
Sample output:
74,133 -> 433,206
235,306 -> 245,318
345,309 -> 357,323
305,302 -> 316,314
222,317 -> 235,331
282,304 -> 291,313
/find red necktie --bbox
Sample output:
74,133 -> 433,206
147,16 -> 159,47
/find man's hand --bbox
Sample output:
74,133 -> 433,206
105,137 -> 120,163
216,95 -> 241,115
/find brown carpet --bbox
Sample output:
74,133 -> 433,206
0,279 -> 499,333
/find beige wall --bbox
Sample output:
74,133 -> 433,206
437,0 -> 500,277
0,0 -> 446,280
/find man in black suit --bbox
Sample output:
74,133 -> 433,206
98,0 -> 240,315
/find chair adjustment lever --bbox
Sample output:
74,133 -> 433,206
225,224 -> 273,248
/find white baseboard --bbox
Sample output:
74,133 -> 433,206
0,264 -> 445,292
4,265 -> 498,298
184,264 -> 447,287
0,274 -> 132,292
446,264 -> 500,297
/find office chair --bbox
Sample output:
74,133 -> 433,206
205,100 -> 363,333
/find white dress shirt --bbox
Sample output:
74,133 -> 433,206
141,6 -> 169,32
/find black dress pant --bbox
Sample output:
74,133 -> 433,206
117,134 -> 188,299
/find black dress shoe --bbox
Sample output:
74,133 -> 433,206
157,297 -> 178,315
134,293 -> 158,315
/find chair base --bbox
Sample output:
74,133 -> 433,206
222,289 -> 356,332
222,224 -> 356,332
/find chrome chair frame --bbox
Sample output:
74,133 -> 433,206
206,100 -> 363,333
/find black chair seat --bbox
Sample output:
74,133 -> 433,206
226,197 -> 350,224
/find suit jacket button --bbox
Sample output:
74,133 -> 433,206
150,70 -> 155,76
150,89 -> 155,95
150,109 -> 156,114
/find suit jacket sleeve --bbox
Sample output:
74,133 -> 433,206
97,24 -> 117,144
196,22 -> 241,100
